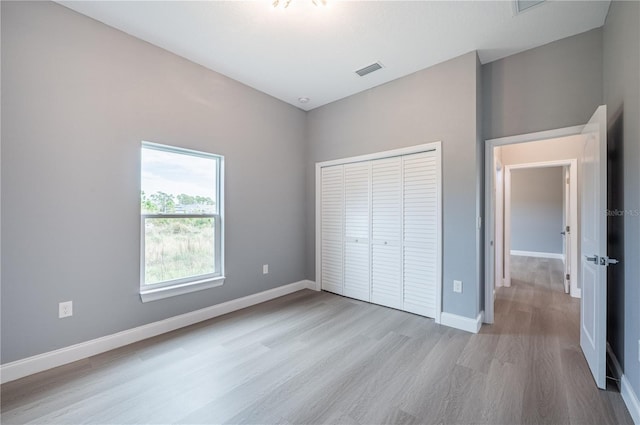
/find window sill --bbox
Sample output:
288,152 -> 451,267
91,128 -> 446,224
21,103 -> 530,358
139,276 -> 225,303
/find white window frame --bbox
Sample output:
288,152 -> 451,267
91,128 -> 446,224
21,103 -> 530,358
139,142 -> 225,302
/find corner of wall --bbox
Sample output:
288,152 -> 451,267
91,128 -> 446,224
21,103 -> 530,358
476,50 -> 485,314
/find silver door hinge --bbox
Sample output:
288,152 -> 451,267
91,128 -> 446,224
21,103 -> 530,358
566,226 -> 570,232
566,274 -> 570,280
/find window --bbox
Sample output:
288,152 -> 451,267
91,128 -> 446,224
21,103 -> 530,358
140,142 -> 224,302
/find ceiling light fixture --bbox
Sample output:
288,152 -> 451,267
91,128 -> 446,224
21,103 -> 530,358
272,0 -> 327,8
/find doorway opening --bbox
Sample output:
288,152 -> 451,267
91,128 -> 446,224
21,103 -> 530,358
502,160 -> 579,297
485,107 -> 611,391
484,126 -> 585,325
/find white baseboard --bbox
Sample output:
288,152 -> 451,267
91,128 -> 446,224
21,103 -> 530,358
306,280 -> 319,291
607,343 -> 640,425
511,250 -> 565,260
440,311 -> 484,334
570,287 -> 582,299
0,280 -> 314,384
622,375 -> 640,425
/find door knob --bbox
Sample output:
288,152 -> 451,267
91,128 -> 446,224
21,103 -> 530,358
600,256 -> 620,266
585,255 -> 599,263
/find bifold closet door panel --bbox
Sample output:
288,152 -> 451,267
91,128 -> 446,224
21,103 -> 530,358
371,157 -> 402,309
321,165 -> 344,295
343,162 -> 370,302
319,146 -> 440,317
403,152 -> 439,318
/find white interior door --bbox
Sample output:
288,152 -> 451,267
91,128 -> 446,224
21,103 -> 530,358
344,162 -> 371,302
580,105 -> 608,389
320,166 -> 344,295
403,151 -> 440,318
371,157 -> 402,309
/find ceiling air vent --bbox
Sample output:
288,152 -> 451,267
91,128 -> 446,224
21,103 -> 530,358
514,0 -> 545,15
355,62 -> 383,77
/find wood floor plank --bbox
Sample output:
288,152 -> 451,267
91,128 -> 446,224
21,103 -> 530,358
346,329 -> 445,424
480,358 -> 526,425
1,257 -> 634,425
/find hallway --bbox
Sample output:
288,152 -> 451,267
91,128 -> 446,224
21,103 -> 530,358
483,255 -> 631,424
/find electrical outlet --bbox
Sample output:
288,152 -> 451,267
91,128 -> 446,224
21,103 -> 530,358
59,301 -> 73,318
453,280 -> 463,293
263,264 -> 269,275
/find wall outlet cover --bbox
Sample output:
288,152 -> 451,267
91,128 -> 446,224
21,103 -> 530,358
453,280 -> 463,293
263,264 -> 269,274
59,301 -> 73,318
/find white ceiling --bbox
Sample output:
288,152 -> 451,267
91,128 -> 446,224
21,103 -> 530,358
57,1 -> 611,111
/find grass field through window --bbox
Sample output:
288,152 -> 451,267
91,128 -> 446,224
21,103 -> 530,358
144,217 -> 215,284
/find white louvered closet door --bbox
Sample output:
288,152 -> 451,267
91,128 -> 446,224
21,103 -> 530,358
343,162 -> 371,302
403,151 -> 439,318
371,157 -> 403,309
321,165 -> 344,295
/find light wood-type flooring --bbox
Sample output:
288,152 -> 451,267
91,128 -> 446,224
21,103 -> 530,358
1,257 -> 633,424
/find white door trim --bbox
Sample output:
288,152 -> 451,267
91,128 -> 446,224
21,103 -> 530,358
494,157 -> 504,289
484,125 -> 584,324
502,159 -> 578,295
315,141 -> 442,323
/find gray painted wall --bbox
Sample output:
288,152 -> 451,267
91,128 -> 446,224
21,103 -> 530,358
3,2 -> 631,392
603,0 -> 640,401
510,167 -> 564,254
306,52 -> 481,319
483,28 -> 603,141
1,1 -> 307,363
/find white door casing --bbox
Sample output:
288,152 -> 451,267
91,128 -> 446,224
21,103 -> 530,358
580,105 -> 608,390
502,160 -> 578,291
495,159 -> 504,290
504,166 -> 513,288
